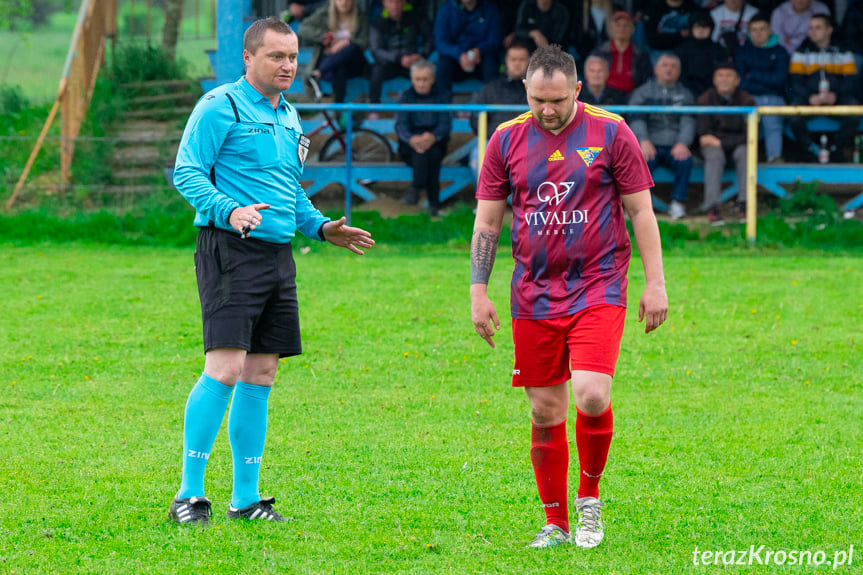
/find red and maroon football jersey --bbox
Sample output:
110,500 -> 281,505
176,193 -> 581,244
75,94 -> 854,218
476,101 -> 654,320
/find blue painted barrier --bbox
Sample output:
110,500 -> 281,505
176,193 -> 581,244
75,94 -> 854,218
166,102 -> 863,222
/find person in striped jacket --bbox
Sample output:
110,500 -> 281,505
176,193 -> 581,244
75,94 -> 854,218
788,14 -> 861,162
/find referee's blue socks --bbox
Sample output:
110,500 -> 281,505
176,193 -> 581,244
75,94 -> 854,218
177,373 -> 233,499
228,380 -> 271,509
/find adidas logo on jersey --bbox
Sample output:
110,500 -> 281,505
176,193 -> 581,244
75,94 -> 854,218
548,149 -> 565,162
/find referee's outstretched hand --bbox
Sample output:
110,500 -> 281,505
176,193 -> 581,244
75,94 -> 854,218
322,216 -> 375,255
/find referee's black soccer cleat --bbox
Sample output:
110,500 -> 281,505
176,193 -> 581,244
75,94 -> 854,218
227,496 -> 288,522
169,496 -> 213,526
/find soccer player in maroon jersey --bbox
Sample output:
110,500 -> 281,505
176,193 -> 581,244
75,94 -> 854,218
470,45 -> 668,549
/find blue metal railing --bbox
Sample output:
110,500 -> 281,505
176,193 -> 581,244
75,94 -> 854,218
293,103 -> 758,224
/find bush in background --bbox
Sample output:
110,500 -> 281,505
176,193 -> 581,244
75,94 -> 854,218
109,42 -> 189,84
0,84 -> 29,114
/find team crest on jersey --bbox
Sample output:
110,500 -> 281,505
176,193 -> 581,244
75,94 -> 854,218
298,135 -> 310,165
548,149 -> 565,162
576,147 -> 603,167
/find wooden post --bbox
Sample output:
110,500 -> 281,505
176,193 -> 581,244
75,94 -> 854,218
745,110 -> 759,243
5,90 -> 64,211
477,111 -> 487,181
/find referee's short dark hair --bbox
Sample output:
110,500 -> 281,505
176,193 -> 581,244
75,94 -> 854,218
244,17 -> 295,55
526,45 -> 578,87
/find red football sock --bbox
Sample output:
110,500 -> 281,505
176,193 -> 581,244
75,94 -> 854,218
576,404 -> 614,499
530,420 -> 570,533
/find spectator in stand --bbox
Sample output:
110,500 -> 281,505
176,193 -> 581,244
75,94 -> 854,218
788,14 -> 861,161
513,0 -> 571,52
591,11 -> 652,97
736,13 -> 789,163
697,63 -> 756,225
771,0 -> 830,54
283,0 -> 327,23
468,42 -> 530,176
579,55 -> 628,105
676,10 -> 732,97
470,43 -> 530,133
628,53 -> 696,220
299,0 -> 369,105
642,0 -> 697,52
565,0 -> 614,60
433,0 -> 502,100
395,59 -> 452,216
498,0 -> 524,49
710,0 -> 758,56
368,0 -> 433,110
839,0 -> 863,62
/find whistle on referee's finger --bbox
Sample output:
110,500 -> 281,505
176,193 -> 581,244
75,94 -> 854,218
241,224 -> 251,239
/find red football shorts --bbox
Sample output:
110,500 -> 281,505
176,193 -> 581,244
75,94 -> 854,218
511,304 -> 626,387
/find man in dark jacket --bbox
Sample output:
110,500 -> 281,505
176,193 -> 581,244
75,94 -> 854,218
788,14 -> 861,161
839,0 -> 863,59
513,0 -> 571,52
434,0 -> 502,99
736,13 -> 789,163
697,63 -> 756,225
676,11 -> 732,98
395,59 -> 452,216
468,42 -> 530,177
643,0 -> 697,51
469,43 -> 530,133
578,55 -> 628,106
369,0 -> 434,105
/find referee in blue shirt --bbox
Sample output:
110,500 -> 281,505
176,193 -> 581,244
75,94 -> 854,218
169,17 -> 374,525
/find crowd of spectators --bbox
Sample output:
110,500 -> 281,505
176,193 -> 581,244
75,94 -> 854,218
281,0 -> 862,219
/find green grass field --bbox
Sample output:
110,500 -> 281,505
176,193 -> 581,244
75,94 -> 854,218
1,7 -> 215,104
1,243 -> 861,573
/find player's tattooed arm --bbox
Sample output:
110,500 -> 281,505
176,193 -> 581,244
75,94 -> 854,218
471,230 -> 499,285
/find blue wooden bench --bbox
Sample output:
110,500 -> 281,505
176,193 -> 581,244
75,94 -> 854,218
651,163 -> 863,212
300,164 -> 474,202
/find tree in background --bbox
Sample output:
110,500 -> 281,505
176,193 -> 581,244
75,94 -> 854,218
162,0 -> 183,59
1,0 -> 30,30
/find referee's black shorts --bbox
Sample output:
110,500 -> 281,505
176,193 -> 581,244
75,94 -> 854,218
194,226 -> 302,358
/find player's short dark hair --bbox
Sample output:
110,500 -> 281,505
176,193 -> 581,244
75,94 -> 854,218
748,12 -> 771,27
526,44 -> 578,87
244,17 -> 295,55
810,13 -> 833,28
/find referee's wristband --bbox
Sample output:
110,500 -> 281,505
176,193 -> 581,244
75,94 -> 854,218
317,221 -> 328,241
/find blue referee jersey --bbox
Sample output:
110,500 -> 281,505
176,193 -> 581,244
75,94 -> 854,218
173,77 -> 329,244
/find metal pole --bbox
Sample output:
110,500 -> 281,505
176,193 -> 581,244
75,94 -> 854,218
345,112 -> 353,226
745,110 -> 759,243
477,111 -> 487,180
